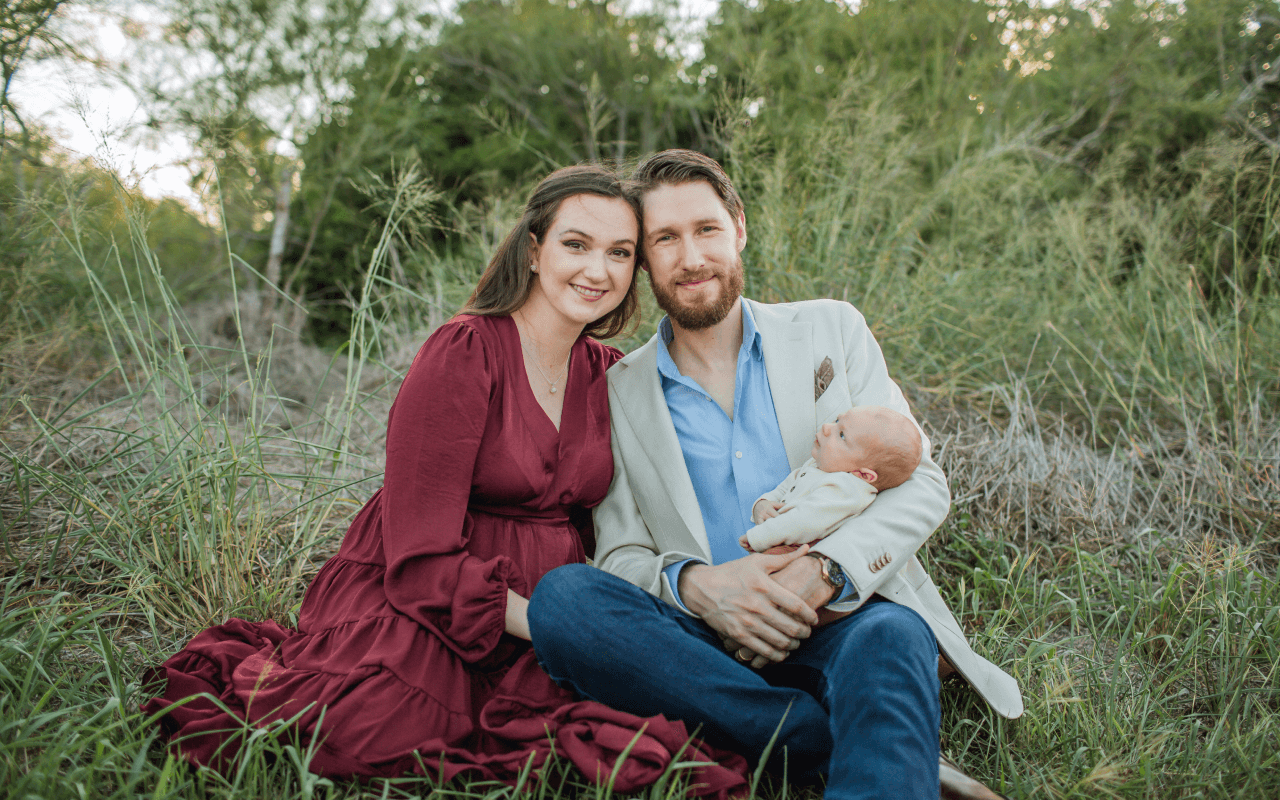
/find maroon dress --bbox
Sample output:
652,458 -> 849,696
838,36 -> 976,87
144,315 -> 747,796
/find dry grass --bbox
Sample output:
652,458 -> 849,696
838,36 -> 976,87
923,385 -> 1280,558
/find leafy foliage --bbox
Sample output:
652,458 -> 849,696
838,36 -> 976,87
290,0 -> 706,339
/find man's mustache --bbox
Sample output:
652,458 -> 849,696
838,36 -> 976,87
671,270 -> 721,284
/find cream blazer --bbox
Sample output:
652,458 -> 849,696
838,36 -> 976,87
593,298 -> 1024,719
745,458 -> 878,552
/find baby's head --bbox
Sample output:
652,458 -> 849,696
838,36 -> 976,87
811,406 -> 922,491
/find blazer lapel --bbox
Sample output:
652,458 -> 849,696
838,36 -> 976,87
610,340 -> 712,559
751,300 -> 816,470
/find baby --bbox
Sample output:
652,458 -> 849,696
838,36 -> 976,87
739,405 -> 923,553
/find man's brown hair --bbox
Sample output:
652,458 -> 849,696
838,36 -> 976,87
631,149 -> 744,219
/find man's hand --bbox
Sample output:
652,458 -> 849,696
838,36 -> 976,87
678,547 -> 819,665
772,554 -> 837,611
727,555 -> 842,668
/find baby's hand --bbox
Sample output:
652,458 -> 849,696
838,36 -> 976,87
752,499 -> 785,524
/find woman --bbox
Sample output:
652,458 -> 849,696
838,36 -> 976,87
144,166 -> 747,796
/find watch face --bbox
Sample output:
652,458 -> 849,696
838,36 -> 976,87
827,559 -> 847,587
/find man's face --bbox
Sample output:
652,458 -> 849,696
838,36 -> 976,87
641,180 -> 747,331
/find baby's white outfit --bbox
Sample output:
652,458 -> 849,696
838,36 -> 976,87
744,457 -> 877,552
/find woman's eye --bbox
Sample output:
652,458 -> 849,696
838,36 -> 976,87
565,241 -> 585,250
611,248 -> 632,258
839,431 -> 845,440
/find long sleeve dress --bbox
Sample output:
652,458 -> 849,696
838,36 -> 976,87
143,314 -> 747,796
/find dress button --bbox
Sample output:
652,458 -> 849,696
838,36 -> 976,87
735,451 -> 743,459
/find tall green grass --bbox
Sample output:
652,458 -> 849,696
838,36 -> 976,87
5,190 -> 366,633
924,530 -> 1280,798
721,80 -> 1279,447
1,90 -> 1277,797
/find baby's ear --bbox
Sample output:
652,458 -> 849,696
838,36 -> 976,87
852,467 -> 878,486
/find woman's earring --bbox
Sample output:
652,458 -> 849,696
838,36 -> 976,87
530,263 -> 538,273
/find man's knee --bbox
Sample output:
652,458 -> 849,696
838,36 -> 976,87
528,563 -> 602,640
862,603 -> 934,647
529,565 -> 602,678
529,564 -> 653,650
837,603 -> 938,675
824,603 -> 942,744
531,563 -> 597,609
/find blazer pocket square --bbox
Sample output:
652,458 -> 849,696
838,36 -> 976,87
814,356 -> 835,400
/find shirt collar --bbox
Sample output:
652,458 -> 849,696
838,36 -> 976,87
655,299 -> 762,382
740,300 -> 764,360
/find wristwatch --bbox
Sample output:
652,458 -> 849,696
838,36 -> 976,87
805,553 -> 847,592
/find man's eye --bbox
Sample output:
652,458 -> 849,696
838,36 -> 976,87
839,431 -> 845,440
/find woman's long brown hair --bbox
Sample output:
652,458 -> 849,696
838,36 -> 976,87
460,164 -> 643,340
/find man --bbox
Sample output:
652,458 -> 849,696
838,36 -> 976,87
528,150 -> 1022,799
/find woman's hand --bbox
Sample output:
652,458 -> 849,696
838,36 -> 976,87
505,590 -> 531,640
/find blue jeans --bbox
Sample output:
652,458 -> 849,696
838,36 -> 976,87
528,564 -> 941,800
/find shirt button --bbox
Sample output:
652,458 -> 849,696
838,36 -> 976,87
735,451 -> 743,459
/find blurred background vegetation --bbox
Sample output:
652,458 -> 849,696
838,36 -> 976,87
1,1 -> 1278,798
4,0 -> 1277,422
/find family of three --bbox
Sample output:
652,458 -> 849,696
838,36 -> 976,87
145,150 -> 1024,800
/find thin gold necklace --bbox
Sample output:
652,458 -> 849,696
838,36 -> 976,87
515,312 -> 569,394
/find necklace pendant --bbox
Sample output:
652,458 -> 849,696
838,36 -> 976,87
549,385 -> 557,394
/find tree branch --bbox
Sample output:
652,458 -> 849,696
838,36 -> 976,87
1065,90 -> 1123,164
1232,65 -> 1280,110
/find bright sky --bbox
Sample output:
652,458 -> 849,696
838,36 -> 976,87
11,0 -> 723,207
10,3 -> 200,203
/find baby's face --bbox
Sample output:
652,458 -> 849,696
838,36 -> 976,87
811,407 -> 880,473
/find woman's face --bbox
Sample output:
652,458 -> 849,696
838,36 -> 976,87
523,193 -> 638,332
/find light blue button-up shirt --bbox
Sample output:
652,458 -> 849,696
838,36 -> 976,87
656,302 -> 853,608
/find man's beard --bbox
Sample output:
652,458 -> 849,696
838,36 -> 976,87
650,258 -> 745,331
